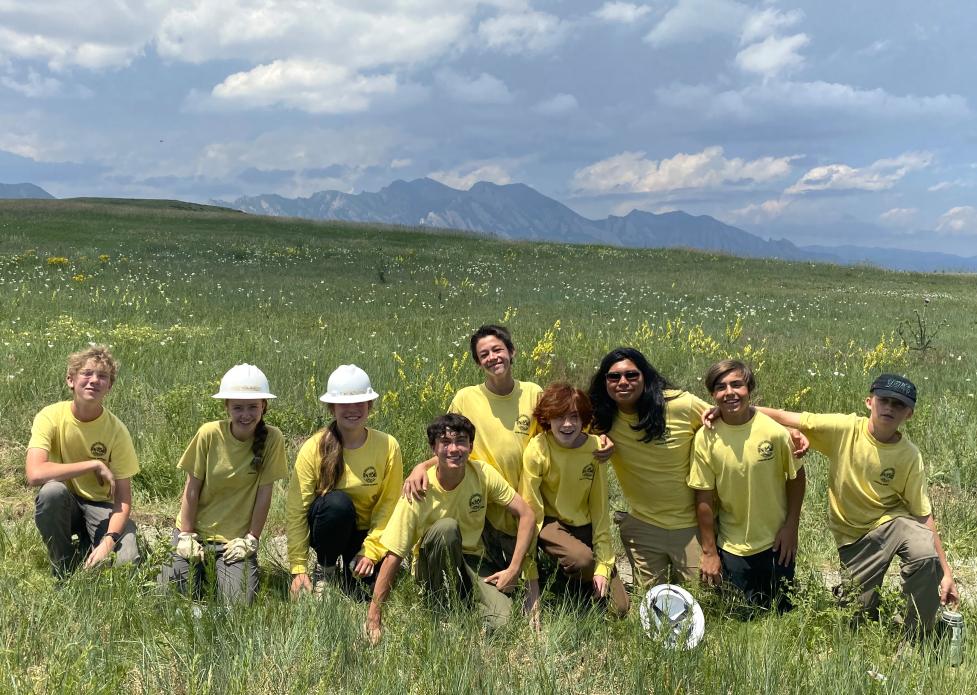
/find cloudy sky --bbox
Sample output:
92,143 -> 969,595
1,1 -> 975,253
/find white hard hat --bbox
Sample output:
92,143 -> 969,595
319,364 -> 379,404
212,364 -> 276,400
639,584 -> 705,650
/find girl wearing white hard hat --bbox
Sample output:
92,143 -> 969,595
158,364 -> 287,604
286,364 -> 403,598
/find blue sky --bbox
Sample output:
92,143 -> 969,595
1,1 -> 975,252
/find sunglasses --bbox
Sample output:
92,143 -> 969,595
605,370 -> 642,383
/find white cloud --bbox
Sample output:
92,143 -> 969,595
936,206 -> 977,234
879,207 -> 918,226
786,152 -> 933,194
390,158 -> 412,169
740,8 -> 805,45
477,11 -> 567,54
572,146 -> 797,194
208,60 -> 397,114
428,162 -> 513,189
533,93 -> 578,116
593,3 -> 651,24
729,197 -> 791,222
735,33 -> 809,79
928,179 -> 973,192
436,69 -> 513,104
1,69 -> 65,98
644,0 -> 750,46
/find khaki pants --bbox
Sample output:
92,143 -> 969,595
617,512 -> 700,588
538,518 -> 630,617
416,518 -> 512,631
157,529 -> 259,605
837,516 -> 943,634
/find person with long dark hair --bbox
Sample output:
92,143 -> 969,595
588,347 -> 710,588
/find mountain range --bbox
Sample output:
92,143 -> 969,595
215,178 -> 977,273
0,182 -> 54,199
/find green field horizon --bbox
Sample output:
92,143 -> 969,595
2,198 -> 975,693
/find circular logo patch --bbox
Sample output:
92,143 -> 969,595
362,466 -> 378,484
468,493 -> 484,513
90,442 -> 107,458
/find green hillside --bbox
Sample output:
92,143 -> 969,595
1,199 -> 975,692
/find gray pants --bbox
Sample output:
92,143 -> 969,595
416,518 -> 512,631
34,480 -> 139,576
157,529 -> 259,605
837,516 -> 943,634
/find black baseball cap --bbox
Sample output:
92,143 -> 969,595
870,373 -> 917,408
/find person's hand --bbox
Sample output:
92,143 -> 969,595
593,574 -> 610,599
700,550 -> 722,586
702,406 -> 721,430
788,429 -> 809,458
351,555 -> 375,579
222,534 -> 258,563
290,573 -> 313,599
594,435 -> 615,462
940,575 -> 960,607
484,567 -> 519,593
176,531 -> 204,560
524,579 -> 541,632
84,536 -> 114,569
92,461 -> 116,500
401,463 -> 430,502
365,602 -> 383,645
773,523 -> 799,566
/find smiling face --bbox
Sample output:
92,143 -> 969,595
474,335 -> 513,379
331,400 -> 371,436
605,358 -> 644,413
66,359 -> 113,405
432,429 -> 472,472
226,399 -> 265,439
866,394 -> 913,442
547,410 -> 586,449
711,369 -> 752,423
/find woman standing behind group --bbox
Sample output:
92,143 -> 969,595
159,364 -> 287,604
287,364 -> 403,598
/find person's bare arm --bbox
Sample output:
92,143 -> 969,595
695,489 -> 721,586
773,468 -> 806,566
754,406 -> 803,430
920,514 -> 959,606
25,448 -> 115,497
484,494 -> 535,592
247,483 -> 274,538
401,456 -> 437,501
84,478 -> 133,568
365,552 -> 402,644
179,475 -> 204,533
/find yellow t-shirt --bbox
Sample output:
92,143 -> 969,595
521,432 -> 614,579
800,413 -> 931,547
380,459 -> 516,560
285,428 -> 403,574
28,401 -> 139,503
688,412 -> 800,556
176,420 -> 287,543
608,389 -> 710,529
448,380 -> 542,535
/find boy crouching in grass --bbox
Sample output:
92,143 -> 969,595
756,373 -> 958,634
690,360 -> 805,614
365,413 -> 536,644
25,346 -> 140,576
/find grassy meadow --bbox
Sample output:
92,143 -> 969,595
1,198 -> 976,693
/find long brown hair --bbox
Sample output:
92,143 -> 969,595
315,420 -> 345,495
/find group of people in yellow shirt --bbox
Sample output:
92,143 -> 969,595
25,327 -> 959,644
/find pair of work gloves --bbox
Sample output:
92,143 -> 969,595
176,532 -> 258,563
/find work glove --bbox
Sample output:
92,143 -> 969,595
176,531 -> 204,561
222,533 -> 258,563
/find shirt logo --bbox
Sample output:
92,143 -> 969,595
757,440 -> 774,461
514,415 -> 531,435
878,467 -> 895,485
468,493 -> 484,513
362,466 -> 378,484
90,442 -> 107,459
580,463 -> 595,481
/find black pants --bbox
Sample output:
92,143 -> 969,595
719,547 -> 795,614
307,490 -> 371,593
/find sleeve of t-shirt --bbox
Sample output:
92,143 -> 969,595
109,421 -> 140,479
483,463 -> 517,508
258,427 -> 288,485
379,496 -> 422,559
798,412 -> 853,458
519,435 -> 547,581
447,391 -> 462,415
775,425 -> 800,480
687,428 -> 716,490
360,437 -> 405,562
285,436 -> 321,575
27,406 -> 57,452
899,449 -> 932,517
689,394 -> 710,433
177,425 -> 210,480
589,450 -> 615,579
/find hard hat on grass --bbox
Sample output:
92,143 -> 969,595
319,364 -> 379,404
639,584 -> 705,650
213,363 -> 276,399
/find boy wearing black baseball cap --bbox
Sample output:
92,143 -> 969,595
746,373 -> 957,634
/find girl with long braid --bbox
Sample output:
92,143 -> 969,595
287,364 -> 403,598
159,364 -> 287,604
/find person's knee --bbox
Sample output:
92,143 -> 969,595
559,545 -> 595,575
35,481 -> 72,510
424,518 -> 461,546
317,489 -> 356,517
113,529 -> 140,565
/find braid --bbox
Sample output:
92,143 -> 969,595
250,417 -> 268,471
315,420 -> 345,496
